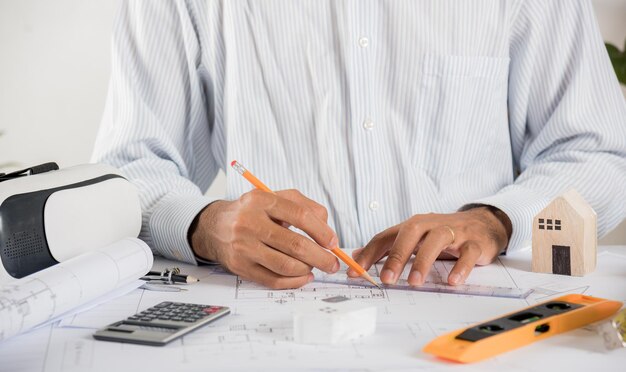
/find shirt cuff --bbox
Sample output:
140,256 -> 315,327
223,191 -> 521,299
148,194 -> 218,264
461,185 -> 551,254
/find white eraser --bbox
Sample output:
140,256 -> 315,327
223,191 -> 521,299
293,296 -> 377,344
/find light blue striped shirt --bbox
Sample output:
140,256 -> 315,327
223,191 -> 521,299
93,0 -> 626,264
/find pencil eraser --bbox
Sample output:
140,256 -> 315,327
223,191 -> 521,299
293,296 -> 377,344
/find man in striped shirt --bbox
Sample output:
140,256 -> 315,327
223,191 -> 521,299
93,1 -> 626,289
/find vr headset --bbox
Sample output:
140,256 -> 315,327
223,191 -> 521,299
0,163 -> 142,282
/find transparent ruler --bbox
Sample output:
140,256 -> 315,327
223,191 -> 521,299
314,275 -> 533,299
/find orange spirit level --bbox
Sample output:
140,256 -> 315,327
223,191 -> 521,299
423,294 -> 622,363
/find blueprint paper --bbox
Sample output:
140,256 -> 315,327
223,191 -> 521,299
504,250 -> 626,304
0,247 -> 624,371
55,280 -> 143,329
0,238 -> 153,341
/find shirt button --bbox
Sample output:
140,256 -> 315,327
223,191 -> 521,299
358,37 -> 369,48
369,201 -> 379,211
363,119 -> 374,130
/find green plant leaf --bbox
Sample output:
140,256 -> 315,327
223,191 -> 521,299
606,43 -> 620,58
606,42 -> 626,85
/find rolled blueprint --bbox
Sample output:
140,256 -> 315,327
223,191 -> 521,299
0,237 -> 153,341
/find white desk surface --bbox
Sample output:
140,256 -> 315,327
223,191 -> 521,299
1,246 -> 624,372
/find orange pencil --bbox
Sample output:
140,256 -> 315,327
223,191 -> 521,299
231,160 -> 380,288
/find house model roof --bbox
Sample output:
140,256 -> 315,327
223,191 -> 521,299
540,189 -> 596,220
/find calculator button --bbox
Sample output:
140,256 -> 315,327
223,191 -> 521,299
155,302 -> 171,308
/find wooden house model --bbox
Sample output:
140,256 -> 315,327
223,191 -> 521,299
532,189 -> 597,276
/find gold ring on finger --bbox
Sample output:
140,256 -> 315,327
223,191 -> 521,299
442,225 -> 455,245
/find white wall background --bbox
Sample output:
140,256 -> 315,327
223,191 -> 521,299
1,0 -> 625,244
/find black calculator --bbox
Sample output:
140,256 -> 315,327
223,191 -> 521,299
93,301 -> 230,346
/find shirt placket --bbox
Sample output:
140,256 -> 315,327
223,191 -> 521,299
346,0 -> 382,244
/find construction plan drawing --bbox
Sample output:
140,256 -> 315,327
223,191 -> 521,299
0,238 -> 153,342
1,247 -> 624,372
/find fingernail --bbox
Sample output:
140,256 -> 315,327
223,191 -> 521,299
307,273 -> 315,283
328,236 -> 338,248
449,273 -> 462,285
380,269 -> 396,284
346,268 -> 356,277
408,271 -> 422,286
331,260 -> 340,273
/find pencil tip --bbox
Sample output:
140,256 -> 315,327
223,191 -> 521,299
362,272 -> 380,288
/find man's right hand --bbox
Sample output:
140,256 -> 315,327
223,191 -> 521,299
189,189 -> 340,289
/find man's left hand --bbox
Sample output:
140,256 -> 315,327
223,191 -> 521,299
347,207 -> 512,286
